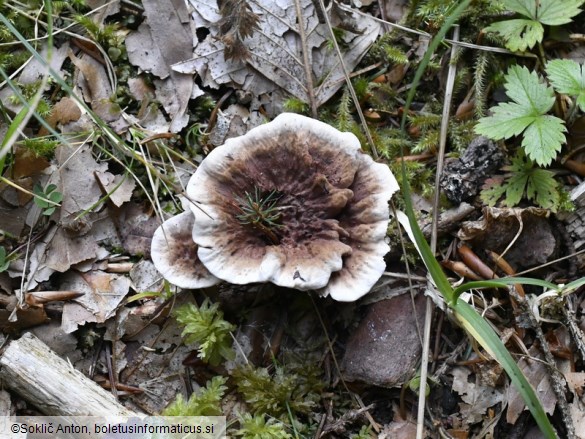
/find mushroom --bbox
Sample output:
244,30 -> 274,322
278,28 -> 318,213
181,113 -> 399,301
151,211 -> 220,289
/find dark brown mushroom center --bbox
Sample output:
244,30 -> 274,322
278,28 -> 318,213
210,129 -> 359,249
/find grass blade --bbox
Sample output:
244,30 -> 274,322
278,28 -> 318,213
454,300 -> 558,438
453,277 -> 560,298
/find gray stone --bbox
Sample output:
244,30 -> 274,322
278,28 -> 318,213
341,293 -> 426,388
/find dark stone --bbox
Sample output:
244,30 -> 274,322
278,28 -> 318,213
440,136 -> 505,203
341,293 -> 426,388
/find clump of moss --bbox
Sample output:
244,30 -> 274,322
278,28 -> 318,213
174,298 -> 236,366
232,363 -> 323,421
163,376 -> 227,416
234,413 -> 292,439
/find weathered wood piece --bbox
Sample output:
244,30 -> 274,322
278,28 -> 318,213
0,332 -> 138,417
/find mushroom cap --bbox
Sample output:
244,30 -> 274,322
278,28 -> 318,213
151,211 -> 220,289
186,113 -> 399,300
320,153 -> 399,301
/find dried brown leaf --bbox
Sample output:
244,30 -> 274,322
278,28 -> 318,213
176,0 -> 380,109
216,0 -> 260,61
61,271 -> 130,333
125,0 -> 199,132
505,339 -> 566,424
450,366 -> 505,425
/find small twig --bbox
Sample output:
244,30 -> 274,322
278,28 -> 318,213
293,0 -> 317,117
315,0 -> 378,159
420,202 -> 475,238
104,342 -> 118,400
513,248 -> 585,277
416,25 -> 460,439
563,298 -> 585,363
509,287 -> 574,439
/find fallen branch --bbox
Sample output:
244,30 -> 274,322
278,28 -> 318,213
0,332 -> 139,417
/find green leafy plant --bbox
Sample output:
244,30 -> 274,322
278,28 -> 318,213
350,425 -> 373,439
283,97 -> 309,114
398,1 -> 581,436
484,0 -> 584,52
475,65 -> 565,166
8,81 -> 52,117
33,183 -> 63,216
475,59 -> 585,209
235,188 -> 282,227
234,413 -> 292,439
545,59 -> 585,115
364,32 -> 408,66
174,299 -> 236,366
163,376 -> 227,416
73,14 -> 121,50
0,246 -> 10,273
481,151 -> 563,211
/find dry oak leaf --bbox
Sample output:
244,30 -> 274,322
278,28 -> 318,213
175,0 -> 380,107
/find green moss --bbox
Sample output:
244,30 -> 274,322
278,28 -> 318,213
163,376 -> 227,417
234,413 -> 292,439
175,299 -> 236,366
232,363 -> 323,421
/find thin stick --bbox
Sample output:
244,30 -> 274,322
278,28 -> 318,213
509,287 -> 575,439
293,0 -> 317,117
416,25 -> 460,439
315,0 -> 378,159
432,24 -> 459,247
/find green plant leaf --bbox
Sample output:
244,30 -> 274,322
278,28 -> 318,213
453,277 -> 560,297
562,277 -> 585,295
526,167 -> 559,209
235,413 -> 292,439
546,59 -> 585,112
484,0 -> 583,51
232,365 -> 322,420
505,65 -> 555,113
521,115 -> 565,166
505,171 -> 529,206
502,0 -> 537,17
480,183 -> 507,206
481,152 -> 561,210
475,65 -> 565,166
163,376 -> 227,416
49,191 -> 63,203
474,102 -> 536,137
536,0 -> 584,25
33,184 -> 50,208
484,19 -> 543,51
0,247 -> 9,273
32,183 -> 63,215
